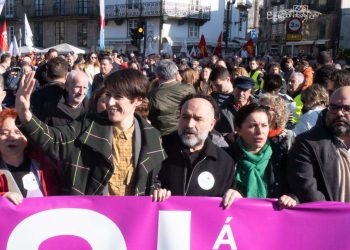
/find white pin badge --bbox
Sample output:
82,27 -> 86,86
197,171 -> 215,190
22,173 -> 39,191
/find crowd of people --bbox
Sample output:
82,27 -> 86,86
1,48 -> 350,210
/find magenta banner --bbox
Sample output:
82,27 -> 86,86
0,197 -> 350,250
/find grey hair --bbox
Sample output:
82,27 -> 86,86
66,70 -> 89,86
290,72 -> 305,84
155,60 -> 178,82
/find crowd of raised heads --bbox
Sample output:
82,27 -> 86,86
1,48 -> 350,209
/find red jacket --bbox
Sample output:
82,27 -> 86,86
0,151 -> 61,196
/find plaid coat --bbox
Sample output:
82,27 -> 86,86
18,112 -> 166,195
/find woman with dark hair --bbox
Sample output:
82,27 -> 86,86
194,66 -> 213,95
223,103 -> 297,208
0,109 -> 60,204
88,86 -> 107,113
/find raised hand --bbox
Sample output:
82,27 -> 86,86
15,71 -> 36,123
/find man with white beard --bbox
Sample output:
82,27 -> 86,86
154,94 -> 237,198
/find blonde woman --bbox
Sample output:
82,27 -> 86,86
85,52 -> 100,83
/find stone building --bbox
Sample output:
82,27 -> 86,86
1,0 -> 100,50
259,0 -> 342,57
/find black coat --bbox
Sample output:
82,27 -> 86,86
287,110 -> 340,202
31,82 -> 88,126
18,112 -> 166,195
159,131 -> 235,196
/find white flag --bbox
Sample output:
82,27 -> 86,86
0,0 -> 5,15
24,14 -> 34,51
9,35 -> 20,56
189,46 -> 197,58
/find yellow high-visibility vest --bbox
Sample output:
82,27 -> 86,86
249,70 -> 264,91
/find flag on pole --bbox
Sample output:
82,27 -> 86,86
213,32 -> 223,56
99,0 -> 105,49
9,35 -> 20,56
0,20 -> 8,53
197,34 -> 208,58
189,46 -> 197,58
242,38 -> 256,57
0,0 -> 5,15
24,14 -> 34,52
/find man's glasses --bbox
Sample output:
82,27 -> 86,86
328,104 -> 350,114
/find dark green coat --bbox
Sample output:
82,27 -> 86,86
18,112 -> 166,195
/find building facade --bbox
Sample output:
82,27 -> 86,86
259,0 -> 342,57
339,0 -> 350,49
104,0 -> 252,55
1,0 -> 100,50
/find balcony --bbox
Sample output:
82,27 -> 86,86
236,0 -> 253,11
105,1 -> 211,22
24,1 -> 99,19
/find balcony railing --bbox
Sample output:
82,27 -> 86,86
24,1 -> 98,18
106,1 -> 211,20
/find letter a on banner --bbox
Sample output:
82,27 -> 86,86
212,217 -> 237,250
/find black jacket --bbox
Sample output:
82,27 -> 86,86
159,131 -> 235,196
31,82 -> 88,126
287,110 -> 340,202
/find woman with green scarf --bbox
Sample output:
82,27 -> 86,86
223,103 -> 297,209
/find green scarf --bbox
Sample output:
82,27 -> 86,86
235,138 -> 273,198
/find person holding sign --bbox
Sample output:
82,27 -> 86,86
0,109 -> 60,204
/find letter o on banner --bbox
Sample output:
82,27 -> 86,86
7,208 -> 127,250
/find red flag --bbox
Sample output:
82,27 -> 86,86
197,34 -> 208,58
243,38 -> 256,57
0,20 -> 8,53
213,32 -> 223,56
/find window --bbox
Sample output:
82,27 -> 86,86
128,19 -> 138,37
78,0 -> 88,15
319,22 -> 326,39
55,21 -> 64,44
188,23 -> 199,38
54,0 -> 65,15
5,0 -> 14,18
35,0 -> 43,16
7,26 -> 14,42
34,23 -> 43,47
127,0 -> 139,9
78,22 -> 88,47
190,0 -> 200,11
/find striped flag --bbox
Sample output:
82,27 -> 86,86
99,0 -> 105,49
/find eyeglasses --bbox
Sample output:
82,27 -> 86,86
328,104 -> 350,114
91,57 -> 97,59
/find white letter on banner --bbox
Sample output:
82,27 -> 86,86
157,211 -> 191,250
212,217 -> 237,250
7,208 -> 127,250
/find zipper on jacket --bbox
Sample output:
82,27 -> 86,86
185,156 -> 207,195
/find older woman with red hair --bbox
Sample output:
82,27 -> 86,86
0,109 -> 60,204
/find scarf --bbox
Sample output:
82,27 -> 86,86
235,138 -> 273,198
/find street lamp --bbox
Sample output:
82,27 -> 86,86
225,0 -> 235,56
